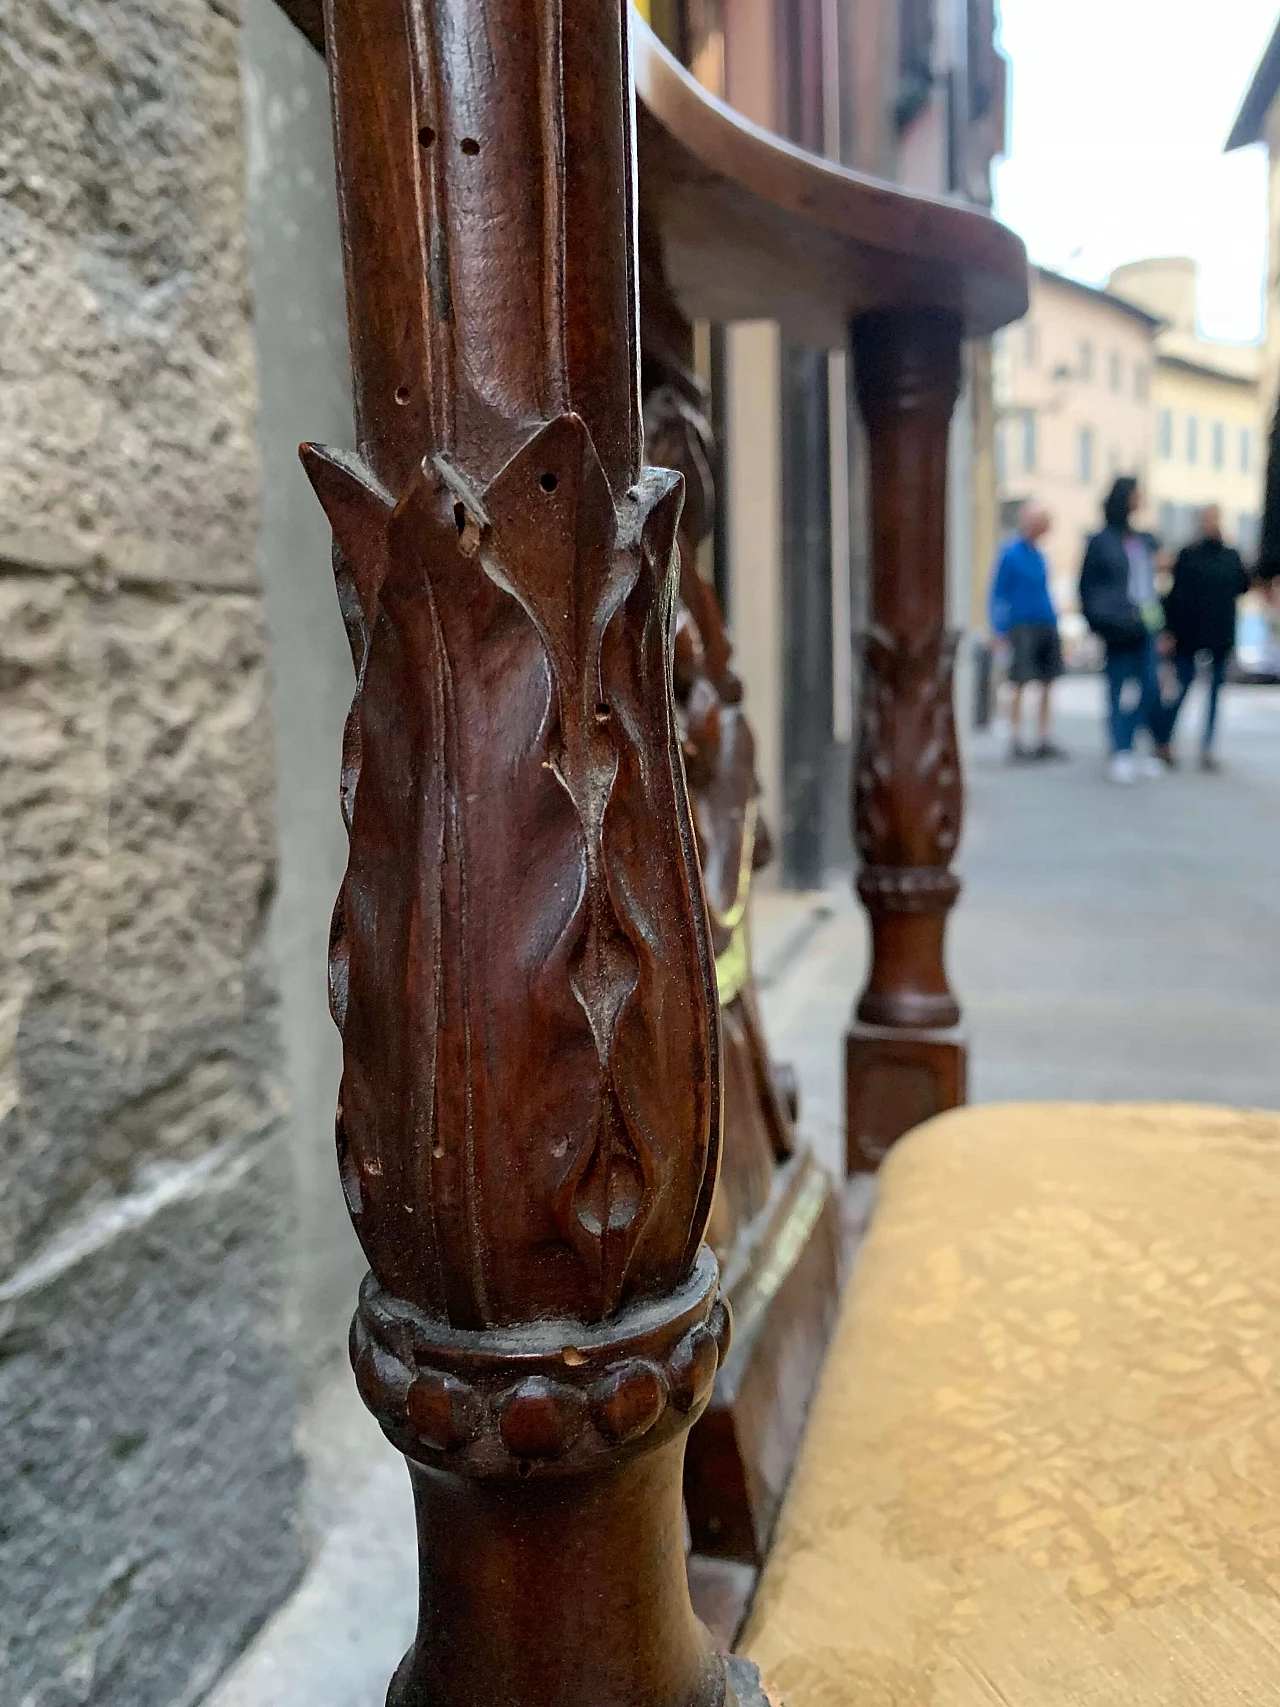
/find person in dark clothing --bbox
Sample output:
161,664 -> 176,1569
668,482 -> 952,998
1079,477 -> 1174,784
1162,505 -> 1249,771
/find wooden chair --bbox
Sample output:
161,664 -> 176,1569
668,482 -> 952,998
271,2 -> 1026,1701
643,351 -> 846,1600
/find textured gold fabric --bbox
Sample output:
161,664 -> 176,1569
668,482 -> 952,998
743,1104 -> 1280,1705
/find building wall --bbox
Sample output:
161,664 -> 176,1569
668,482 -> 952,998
1262,100 -> 1280,432
725,321 -> 785,865
1111,256 -> 1198,333
1150,361 -> 1263,554
1108,258 -> 1264,557
0,2 -> 303,1702
996,274 -> 1157,620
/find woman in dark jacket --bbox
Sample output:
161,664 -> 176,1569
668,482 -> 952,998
1162,505 -> 1249,771
1079,477 -> 1173,783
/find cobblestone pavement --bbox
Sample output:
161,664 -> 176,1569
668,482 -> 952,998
209,673 -> 1280,1707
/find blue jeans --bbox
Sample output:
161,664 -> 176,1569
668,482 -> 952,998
1104,637 -> 1171,754
1167,648 -> 1230,753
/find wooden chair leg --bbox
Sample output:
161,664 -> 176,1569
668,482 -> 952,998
303,4 -> 767,1702
845,308 -> 968,1173
642,332 -> 843,1595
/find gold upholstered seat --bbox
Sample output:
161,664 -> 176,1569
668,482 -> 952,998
742,1103 -> 1280,1705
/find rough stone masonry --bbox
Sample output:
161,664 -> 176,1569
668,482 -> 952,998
0,0 -> 304,1701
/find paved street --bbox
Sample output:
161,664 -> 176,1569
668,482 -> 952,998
211,671 -> 1280,1707
761,674 -> 1280,1185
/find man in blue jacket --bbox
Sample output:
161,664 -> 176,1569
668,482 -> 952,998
989,502 -> 1066,761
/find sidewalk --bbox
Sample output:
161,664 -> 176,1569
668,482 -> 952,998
211,672 -> 1280,1707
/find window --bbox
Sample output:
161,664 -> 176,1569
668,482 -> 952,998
1186,415 -> 1199,464
1078,425 -> 1094,484
1109,351 -> 1122,393
1212,422 -> 1225,471
1078,339 -> 1094,382
1158,409 -> 1173,458
1023,411 -> 1038,474
1024,321 -> 1038,367
1135,365 -> 1150,403
1241,426 -> 1254,474
1158,503 -> 1197,551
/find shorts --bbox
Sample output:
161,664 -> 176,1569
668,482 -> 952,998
1006,622 -> 1063,685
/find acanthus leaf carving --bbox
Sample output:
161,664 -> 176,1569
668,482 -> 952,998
305,413 -> 721,1330
855,624 -> 963,872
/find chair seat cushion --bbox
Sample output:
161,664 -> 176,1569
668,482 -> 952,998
742,1103 -> 1280,1705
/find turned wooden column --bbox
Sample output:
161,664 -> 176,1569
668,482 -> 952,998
845,307 -> 967,1174
302,3 -> 765,1702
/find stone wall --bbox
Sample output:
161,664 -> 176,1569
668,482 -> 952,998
0,1 -> 303,1701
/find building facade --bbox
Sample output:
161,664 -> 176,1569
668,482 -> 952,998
1109,258 -> 1263,557
995,269 -> 1159,630
1228,18 -> 1280,456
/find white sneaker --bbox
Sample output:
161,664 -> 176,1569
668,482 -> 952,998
1136,753 -> 1164,779
1108,753 -> 1137,785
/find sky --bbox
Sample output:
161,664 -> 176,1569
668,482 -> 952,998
994,0 -> 1278,344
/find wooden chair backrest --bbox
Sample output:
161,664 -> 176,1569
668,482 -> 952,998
270,3 -> 1028,1698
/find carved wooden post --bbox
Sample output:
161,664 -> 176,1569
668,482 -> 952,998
300,3 -> 763,1702
845,308 -> 967,1174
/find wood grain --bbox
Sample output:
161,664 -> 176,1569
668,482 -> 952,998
303,5 -> 742,1703
846,308 -> 969,1173
270,4 -> 1029,341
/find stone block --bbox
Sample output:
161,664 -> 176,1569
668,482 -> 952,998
0,0 -> 259,590
0,1136 -> 304,1707
0,572 -> 282,1275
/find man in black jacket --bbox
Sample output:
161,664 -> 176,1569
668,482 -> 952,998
1163,506 -> 1250,772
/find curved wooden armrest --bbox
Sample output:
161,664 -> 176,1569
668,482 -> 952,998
271,3 -> 1026,343
633,20 -> 1027,343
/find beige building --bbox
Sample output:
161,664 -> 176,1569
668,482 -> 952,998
1109,258 -> 1263,557
994,268 -> 1159,626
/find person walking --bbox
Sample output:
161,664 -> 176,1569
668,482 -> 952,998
989,501 -> 1067,761
1162,505 -> 1249,772
1079,477 -> 1173,784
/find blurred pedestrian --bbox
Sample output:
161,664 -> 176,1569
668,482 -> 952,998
989,501 -> 1067,762
1079,477 -> 1174,785
1162,505 -> 1249,772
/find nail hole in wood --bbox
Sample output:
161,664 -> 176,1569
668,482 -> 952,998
395,385 -> 410,405
454,502 -> 467,536
460,137 -> 481,156
540,472 -> 558,493
595,703 -> 612,724
418,125 -> 436,148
